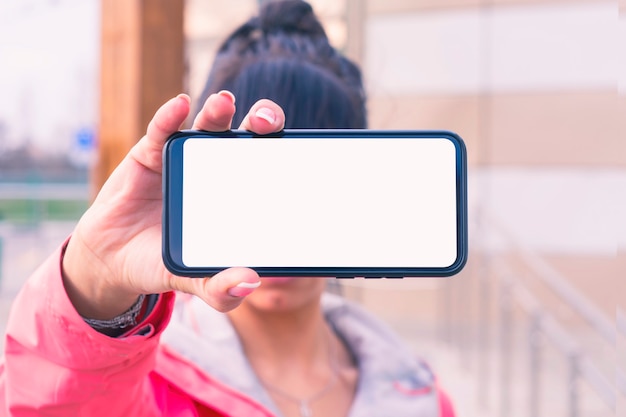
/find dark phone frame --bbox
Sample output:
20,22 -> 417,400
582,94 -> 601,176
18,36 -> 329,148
162,129 -> 468,278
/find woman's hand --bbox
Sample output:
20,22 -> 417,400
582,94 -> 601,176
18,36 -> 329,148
62,91 -> 285,319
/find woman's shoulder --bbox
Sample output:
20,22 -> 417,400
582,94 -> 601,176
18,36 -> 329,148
322,293 -> 447,416
322,292 -> 436,385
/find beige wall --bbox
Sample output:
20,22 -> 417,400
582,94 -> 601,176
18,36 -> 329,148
486,90 -> 621,166
361,0 -> 620,167
367,0 -> 595,14
369,90 -> 622,167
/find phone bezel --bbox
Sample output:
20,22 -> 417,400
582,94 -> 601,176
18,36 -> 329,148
162,129 -> 468,278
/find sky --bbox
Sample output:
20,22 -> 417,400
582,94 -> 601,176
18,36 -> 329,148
0,0 -> 99,154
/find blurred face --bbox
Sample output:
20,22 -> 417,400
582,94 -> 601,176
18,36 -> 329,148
242,277 -> 328,313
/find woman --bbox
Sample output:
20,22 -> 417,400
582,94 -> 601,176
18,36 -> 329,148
0,1 -> 454,416
177,2 -> 454,416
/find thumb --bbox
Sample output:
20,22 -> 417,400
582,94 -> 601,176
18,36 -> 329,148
168,268 -> 261,312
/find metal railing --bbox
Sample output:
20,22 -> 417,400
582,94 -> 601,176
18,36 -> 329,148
443,209 -> 621,417
498,264 -> 616,416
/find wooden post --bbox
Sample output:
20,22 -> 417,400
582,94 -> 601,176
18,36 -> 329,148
93,0 -> 184,197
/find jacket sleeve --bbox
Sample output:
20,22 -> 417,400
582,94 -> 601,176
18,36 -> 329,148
0,241 -> 177,417
436,381 -> 456,417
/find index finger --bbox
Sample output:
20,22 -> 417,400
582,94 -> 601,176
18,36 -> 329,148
191,91 -> 238,131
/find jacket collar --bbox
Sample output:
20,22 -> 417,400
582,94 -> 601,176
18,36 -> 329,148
162,292 -> 438,417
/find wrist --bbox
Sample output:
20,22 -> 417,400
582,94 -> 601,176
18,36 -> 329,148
83,293 -> 146,329
61,235 -> 140,320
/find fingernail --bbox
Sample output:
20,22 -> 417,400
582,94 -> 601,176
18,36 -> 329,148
217,90 -> 236,104
228,281 -> 261,297
255,107 -> 276,124
177,93 -> 191,104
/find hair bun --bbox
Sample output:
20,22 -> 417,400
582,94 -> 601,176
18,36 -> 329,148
259,0 -> 326,38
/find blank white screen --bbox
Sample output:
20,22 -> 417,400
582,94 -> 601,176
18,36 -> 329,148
182,138 -> 458,268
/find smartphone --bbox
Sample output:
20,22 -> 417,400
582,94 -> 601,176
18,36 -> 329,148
162,129 -> 467,278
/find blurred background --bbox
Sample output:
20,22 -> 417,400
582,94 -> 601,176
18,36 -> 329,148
0,0 -> 624,416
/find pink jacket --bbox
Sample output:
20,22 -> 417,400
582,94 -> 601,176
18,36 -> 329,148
0,244 -> 455,417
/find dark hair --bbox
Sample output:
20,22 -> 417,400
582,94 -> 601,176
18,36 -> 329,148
197,0 -> 367,129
